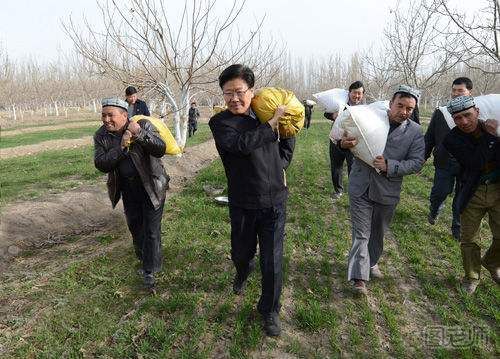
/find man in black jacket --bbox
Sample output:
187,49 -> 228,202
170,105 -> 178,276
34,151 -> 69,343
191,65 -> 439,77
125,86 -> 151,117
443,96 -> 500,294
325,80 -> 365,200
188,102 -> 200,137
94,98 -> 168,288
425,77 -> 473,240
209,64 -> 295,337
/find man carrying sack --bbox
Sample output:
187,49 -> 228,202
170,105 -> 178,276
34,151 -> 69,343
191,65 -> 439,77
443,96 -> 500,294
342,85 -> 425,295
94,98 -> 168,288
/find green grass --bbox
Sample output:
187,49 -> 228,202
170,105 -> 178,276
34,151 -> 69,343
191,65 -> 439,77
0,124 -> 212,207
1,112 -> 498,357
0,125 -> 99,149
0,146 -> 101,207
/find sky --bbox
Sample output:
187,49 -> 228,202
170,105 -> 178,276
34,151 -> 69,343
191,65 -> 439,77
0,0 -> 483,63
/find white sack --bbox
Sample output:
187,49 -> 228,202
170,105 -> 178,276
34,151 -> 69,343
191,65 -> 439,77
329,101 -> 389,141
475,94 -> 500,136
330,101 -> 390,168
439,107 -> 455,129
305,99 -> 316,106
313,88 -> 348,113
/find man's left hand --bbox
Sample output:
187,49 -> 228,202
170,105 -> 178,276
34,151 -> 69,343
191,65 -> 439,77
373,155 -> 387,172
127,121 -> 141,137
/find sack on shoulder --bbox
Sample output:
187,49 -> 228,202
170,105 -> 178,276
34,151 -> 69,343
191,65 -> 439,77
131,115 -> 183,155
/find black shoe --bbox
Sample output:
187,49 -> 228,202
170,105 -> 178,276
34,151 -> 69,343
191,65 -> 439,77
143,271 -> 155,287
427,213 -> 436,225
262,312 -> 281,337
232,259 -> 256,295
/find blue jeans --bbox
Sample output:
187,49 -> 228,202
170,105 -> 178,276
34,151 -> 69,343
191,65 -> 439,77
429,161 -> 461,231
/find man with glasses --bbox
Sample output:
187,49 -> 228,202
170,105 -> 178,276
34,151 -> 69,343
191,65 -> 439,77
209,64 -> 295,337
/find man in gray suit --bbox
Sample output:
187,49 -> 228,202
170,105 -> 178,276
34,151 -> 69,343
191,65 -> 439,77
341,85 -> 425,295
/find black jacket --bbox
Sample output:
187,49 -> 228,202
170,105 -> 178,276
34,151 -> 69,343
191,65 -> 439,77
94,120 -> 168,210
443,125 -> 500,213
425,108 -> 457,168
209,110 -> 295,209
188,107 -> 200,122
128,99 -> 151,117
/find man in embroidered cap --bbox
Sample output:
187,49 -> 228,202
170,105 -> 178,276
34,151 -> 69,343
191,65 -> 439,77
425,77 -> 473,240
94,98 -> 168,288
341,85 -> 425,295
443,95 -> 500,294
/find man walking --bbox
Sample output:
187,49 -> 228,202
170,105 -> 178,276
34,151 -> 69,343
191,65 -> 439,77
443,96 -> 499,294
188,102 -> 200,137
94,98 -> 168,288
209,64 -> 295,337
343,85 -> 425,295
326,81 -> 365,200
425,77 -> 473,240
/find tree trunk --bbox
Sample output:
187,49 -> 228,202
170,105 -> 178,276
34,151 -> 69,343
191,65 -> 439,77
54,101 -> 59,117
92,99 -> 97,113
11,104 -> 17,121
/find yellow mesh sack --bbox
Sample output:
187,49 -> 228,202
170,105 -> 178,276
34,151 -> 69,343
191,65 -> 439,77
251,87 -> 305,138
131,115 -> 182,155
213,105 -> 226,115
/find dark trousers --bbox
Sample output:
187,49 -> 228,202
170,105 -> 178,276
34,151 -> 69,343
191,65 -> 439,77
329,140 -> 353,193
188,120 -> 197,137
121,178 -> 164,273
229,202 -> 287,315
304,115 -> 311,129
429,161 -> 461,231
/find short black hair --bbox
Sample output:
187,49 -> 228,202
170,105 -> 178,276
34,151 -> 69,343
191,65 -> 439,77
349,81 -> 364,92
218,64 -> 255,89
125,86 -> 137,96
391,91 -> 417,103
452,77 -> 473,90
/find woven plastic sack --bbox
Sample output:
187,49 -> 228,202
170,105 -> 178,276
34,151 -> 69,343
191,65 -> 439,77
475,94 -> 500,136
330,101 -> 390,168
251,87 -> 305,138
213,105 -> 226,115
313,88 -> 349,113
131,115 -> 182,155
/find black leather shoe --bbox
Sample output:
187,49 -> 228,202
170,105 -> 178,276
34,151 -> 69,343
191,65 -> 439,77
262,312 -> 281,337
143,272 -> 155,288
232,259 -> 255,295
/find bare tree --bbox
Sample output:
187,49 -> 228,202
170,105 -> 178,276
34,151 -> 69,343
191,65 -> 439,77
63,0 -> 284,147
383,0 -> 463,94
433,0 -> 500,74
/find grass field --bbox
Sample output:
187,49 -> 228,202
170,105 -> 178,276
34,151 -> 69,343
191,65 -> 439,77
0,126 -> 98,149
0,123 -> 212,207
1,117 -> 498,358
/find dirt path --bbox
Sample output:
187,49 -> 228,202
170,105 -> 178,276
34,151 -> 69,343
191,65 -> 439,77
0,136 -> 93,159
0,139 -> 219,270
1,121 -> 100,137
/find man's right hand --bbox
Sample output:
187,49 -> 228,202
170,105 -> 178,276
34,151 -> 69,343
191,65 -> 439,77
268,105 -> 286,131
340,132 -> 358,149
121,129 -> 133,149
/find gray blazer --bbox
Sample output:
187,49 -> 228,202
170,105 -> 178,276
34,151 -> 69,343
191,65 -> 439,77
349,119 -> 425,205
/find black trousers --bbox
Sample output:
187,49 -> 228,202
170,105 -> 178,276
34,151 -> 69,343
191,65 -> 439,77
229,202 -> 287,315
188,121 -> 198,137
121,178 -> 164,273
329,140 -> 353,193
